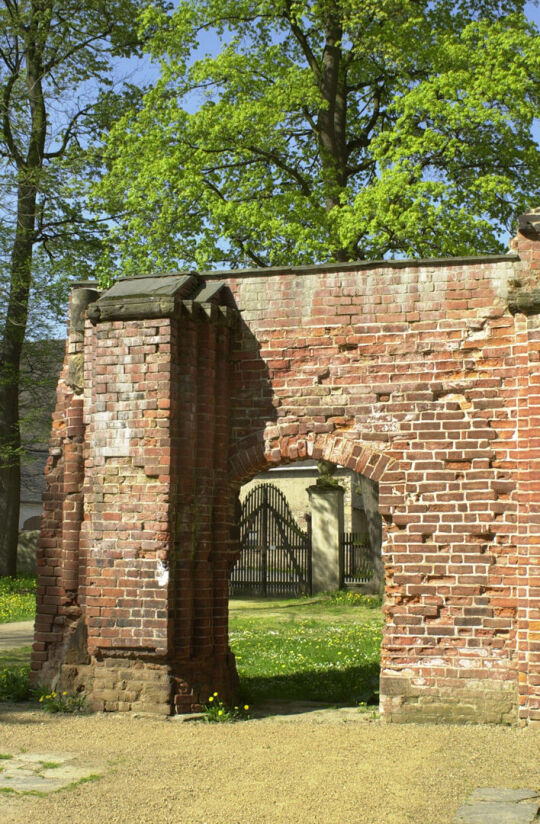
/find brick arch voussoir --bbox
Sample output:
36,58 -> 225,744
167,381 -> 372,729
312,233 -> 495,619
311,433 -> 404,519
229,428 -> 404,516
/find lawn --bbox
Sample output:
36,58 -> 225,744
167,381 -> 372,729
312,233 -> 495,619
229,592 -> 383,705
0,582 -> 383,708
0,576 -> 36,623
0,646 -> 32,701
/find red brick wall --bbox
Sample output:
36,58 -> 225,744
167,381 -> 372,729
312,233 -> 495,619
79,319 -> 173,657
224,256 -> 522,722
33,292 -> 87,683
514,315 -> 540,723
32,225 -> 540,722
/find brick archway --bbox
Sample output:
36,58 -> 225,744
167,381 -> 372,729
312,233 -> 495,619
32,213 -> 540,723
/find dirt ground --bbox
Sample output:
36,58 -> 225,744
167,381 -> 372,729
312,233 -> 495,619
0,704 -> 538,824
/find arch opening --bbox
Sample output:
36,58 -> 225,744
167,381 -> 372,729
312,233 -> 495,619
225,447 -> 389,714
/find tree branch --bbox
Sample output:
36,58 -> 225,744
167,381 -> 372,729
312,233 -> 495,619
1,70 -> 25,168
201,175 -> 269,267
43,103 -> 94,159
43,27 -> 114,73
283,0 -> 321,81
246,145 -> 312,196
346,89 -> 383,156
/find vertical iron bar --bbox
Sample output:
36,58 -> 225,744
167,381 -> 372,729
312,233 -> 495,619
262,484 -> 267,597
306,513 -> 312,595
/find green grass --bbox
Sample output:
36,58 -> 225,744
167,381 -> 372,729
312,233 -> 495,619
0,575 -> 37,702
0,587 -> 383,709
0,576 -> 36,623
229,592 -> 383,705
0,647 -> 32,702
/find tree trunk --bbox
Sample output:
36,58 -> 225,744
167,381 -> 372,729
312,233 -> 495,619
0,180 -> 38,576
317,15 -> 346,201
0,455 -> 21,578
0,12 -> 47,576
315,14 -> 355,261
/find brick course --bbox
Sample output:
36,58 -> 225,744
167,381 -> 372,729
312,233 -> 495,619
31,220 -> 540,722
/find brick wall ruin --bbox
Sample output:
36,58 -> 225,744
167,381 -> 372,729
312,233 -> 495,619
32,212 -> 540,723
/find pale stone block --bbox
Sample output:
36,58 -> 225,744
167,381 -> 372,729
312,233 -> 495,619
308,484 -> 344,593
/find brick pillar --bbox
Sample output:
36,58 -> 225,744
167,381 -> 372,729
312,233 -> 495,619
521,323 -> 540,723
170,303 -> 238,712
78,317 -> 174,713
55,275 -> 240,715
31,284 -> 99,685
511,210 -> 540,724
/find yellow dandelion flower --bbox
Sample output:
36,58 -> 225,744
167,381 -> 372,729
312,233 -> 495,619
213,691 -> 218,697
208,696 -> 214,702
244,705 -> 249,711
218,710 -> 223,716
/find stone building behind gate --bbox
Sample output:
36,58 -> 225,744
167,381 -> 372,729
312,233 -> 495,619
31,212 -> 540,724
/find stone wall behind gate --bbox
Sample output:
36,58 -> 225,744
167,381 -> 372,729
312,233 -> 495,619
32,217 -> 540,723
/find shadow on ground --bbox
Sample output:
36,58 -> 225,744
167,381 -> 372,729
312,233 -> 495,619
239,661 -> 380,706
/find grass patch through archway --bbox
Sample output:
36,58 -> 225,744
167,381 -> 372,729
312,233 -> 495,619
229,592 -> 383,705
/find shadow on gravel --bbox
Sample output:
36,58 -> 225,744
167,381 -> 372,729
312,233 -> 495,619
0,702 -> 48,724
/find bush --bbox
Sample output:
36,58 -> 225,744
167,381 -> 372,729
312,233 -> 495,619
0,665 -> 31,701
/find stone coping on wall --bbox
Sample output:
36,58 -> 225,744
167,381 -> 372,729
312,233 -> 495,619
85,274 -> 235,324
199,252 -> 520,279
79,252 -> 518,285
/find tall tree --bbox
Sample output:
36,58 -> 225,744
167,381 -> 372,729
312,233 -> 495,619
97,0 -> 540,275
0,0 -> 147,575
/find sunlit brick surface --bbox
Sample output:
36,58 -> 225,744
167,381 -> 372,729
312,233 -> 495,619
32,222 -> 540,722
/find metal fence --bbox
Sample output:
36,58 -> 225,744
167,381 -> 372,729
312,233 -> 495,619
341,532 -> 373,585
230,484 -> 312,597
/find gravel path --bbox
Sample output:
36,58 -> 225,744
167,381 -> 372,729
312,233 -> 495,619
0,621 -> 33,650
0,704 -> 538,824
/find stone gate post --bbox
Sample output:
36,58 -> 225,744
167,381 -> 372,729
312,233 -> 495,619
308,463 -> 345,592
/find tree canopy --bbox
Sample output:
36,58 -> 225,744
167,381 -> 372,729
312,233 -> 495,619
0,0 -> 149,574
97,0 -> 540,274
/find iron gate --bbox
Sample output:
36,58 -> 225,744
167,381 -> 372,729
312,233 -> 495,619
230,483 -> 312,597
341,532 -> 373,585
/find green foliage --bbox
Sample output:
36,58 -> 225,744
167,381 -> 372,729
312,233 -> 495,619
0,0 -> 151,308
0,646 -> 31,702
0,0 -> 155,576
0,576 -> 36,623
97,0 -> 540,275
201,692 -> 250,722
229,594 -> 383,704
36,688 -> 88,714
0,644 -> 87,710
325,590 -> 382,609
0,665 -> 31,702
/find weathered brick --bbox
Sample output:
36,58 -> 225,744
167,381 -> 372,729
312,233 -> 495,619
31,219 -> 540,723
